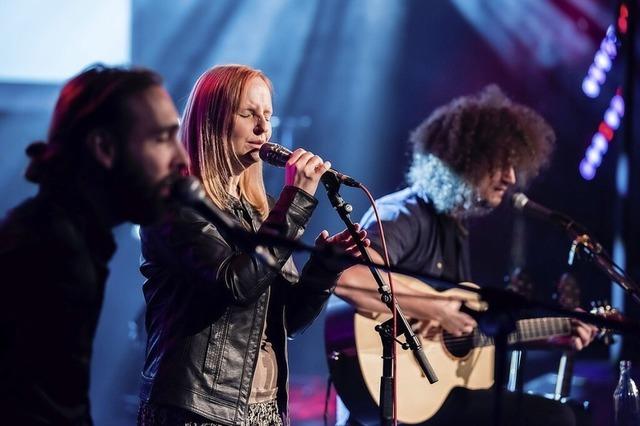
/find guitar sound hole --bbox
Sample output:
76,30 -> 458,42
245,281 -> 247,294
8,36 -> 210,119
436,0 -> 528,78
442,331 -> 474,358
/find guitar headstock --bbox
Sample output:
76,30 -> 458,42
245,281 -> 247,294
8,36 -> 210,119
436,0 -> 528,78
589,300 -> 622,346
555,272 -> 581,310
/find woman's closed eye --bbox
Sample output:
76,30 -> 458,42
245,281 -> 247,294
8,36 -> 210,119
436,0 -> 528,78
237,110 -> 271,121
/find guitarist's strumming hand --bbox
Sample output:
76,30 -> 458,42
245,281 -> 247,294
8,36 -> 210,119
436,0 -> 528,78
336,247 -> 480,337
414,299 -> 477,338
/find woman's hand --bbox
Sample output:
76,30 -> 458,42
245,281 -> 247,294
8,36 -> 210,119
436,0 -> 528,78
312,224 -> 370,273
315,224 -> 369,257
285,148 -> 331,196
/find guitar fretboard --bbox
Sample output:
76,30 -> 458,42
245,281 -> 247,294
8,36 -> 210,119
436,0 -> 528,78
473,317 -> 572,348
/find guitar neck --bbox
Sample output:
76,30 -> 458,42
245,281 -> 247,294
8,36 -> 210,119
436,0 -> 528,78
475,317 -> 572,347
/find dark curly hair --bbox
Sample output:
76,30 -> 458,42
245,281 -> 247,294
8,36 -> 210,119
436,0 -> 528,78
409,85 -> 555,187
25,63 -> 163,184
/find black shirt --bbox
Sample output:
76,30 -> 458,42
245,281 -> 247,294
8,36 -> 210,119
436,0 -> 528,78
360,187 -> 471,283
0,187 -> 116,425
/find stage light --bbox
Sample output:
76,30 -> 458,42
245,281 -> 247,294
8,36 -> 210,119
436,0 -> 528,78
594,51 -> 612,71
0,2 -> 131,83
130,224 -> 141,240
592,133 -> 608,154
618,4 -> 629,34
604,108 -> 620,129
581,25 -> 619,99
586,147 -> 602,167
600,38 -> 617,57
611,94 -> 624,115
598,122 -> 614,141
579,89 -> 624,181
579,160 -> 596,181
582,77 -> 600,98
588,65 -> 606,84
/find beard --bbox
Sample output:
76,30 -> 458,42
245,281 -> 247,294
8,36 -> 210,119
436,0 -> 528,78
108,154 -> 178,226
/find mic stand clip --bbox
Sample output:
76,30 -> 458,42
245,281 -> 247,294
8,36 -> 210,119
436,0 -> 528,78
564,225 -> 640,305
567,234 -> 602,266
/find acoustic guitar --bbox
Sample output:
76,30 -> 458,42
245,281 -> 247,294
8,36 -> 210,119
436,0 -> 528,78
325,273 -> 577,425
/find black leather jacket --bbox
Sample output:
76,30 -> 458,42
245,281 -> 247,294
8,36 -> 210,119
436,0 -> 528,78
139,186 -> 338,425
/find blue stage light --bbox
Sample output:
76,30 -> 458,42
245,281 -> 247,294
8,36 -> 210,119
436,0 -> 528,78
579,89 -> 624,180
582,77 -> 600,98
592,133 -> 608,154
581,25 -> 619,99
579,159 -> 596,181
604,108 -> 620,130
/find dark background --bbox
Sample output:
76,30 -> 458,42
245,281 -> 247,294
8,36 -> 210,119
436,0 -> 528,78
1,1 -> 638,424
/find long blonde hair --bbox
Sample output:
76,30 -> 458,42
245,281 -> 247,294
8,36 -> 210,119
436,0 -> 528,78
181,64 -> 271,218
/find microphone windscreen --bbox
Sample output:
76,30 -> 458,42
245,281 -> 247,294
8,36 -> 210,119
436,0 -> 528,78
171,176 -> 205,205
512,192 -> 529,211
259,142 -> 291,167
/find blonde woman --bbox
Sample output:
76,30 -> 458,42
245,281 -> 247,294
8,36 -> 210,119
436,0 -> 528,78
137,64 -> 367,426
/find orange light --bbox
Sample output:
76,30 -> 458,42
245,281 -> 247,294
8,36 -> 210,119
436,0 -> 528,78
618,4 -> 629,34
620,4 -> 628,18
599,122 -> 614,141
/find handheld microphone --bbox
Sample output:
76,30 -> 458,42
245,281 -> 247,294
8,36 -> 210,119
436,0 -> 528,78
259,142 -> 361,187
512,193 -> 572,229
171,176 -> 278,267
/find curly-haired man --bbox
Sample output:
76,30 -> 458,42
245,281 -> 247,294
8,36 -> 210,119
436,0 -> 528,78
335,86 -> 596,426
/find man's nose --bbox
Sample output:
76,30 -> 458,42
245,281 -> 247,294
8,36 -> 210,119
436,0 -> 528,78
503,166 -> 516,185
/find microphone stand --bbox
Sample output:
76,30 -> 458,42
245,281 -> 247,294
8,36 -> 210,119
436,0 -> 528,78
562,220 -> 640,306
320,173 -> 437,426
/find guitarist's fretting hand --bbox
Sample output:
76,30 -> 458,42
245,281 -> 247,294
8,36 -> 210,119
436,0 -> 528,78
548,308 -> 598,351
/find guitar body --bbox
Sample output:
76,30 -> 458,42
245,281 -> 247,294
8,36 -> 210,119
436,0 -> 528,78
326,274 -> 576,424
326,279 -> 495,425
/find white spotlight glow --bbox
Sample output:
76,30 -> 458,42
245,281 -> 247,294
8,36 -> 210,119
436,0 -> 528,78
594,51 -> 612,71
586,147 -> 602,167
588,65 -> 606,84
611,95 -> 625,115
579,160 -> 596,180
604,108 -> 621,129
600,39 -> 617,57
592,133 -> 608,153
582,77 -> 600,98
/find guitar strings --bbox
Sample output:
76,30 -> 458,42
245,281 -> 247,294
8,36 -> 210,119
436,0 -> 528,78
420,318 -> 573,351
